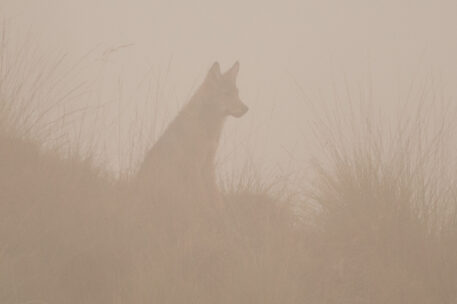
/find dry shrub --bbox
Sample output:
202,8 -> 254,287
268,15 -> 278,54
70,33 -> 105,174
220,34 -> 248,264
305,91 -> 457,303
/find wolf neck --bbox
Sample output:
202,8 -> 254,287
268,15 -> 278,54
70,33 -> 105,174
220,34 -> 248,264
143,85 -> 227,173
136,80 -> 229,193
176,87 -> 226,147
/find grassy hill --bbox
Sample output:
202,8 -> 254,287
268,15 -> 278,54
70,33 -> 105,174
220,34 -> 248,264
1,38 -> 457,303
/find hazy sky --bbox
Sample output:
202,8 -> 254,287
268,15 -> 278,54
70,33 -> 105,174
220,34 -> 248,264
2,0 -> 457,177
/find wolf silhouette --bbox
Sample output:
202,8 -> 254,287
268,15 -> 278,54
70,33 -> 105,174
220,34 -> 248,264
54,62 -> 247,304
135,61 -> 248,203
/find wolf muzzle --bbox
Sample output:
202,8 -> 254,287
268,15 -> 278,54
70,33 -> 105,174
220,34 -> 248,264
231,104 -> 249,118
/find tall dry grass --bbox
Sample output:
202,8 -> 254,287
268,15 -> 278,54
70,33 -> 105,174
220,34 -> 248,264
0,30 -> 120,303
303,89 -> 457,303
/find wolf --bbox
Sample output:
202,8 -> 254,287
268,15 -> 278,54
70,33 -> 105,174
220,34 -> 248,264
135,61 -> 248,204
53,63 -> 248,304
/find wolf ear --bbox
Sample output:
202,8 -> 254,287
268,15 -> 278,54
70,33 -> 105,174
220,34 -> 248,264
207,62 -> 221,80
224,61 -> 239,83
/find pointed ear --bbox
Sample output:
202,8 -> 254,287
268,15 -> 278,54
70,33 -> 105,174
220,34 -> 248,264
224,61 -> 239,83
207,61 -> 221,80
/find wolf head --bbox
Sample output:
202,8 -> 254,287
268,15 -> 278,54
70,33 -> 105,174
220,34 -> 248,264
202,61 -> 248,118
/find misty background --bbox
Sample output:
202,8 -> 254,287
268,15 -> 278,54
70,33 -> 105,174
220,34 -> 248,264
2,0 -> 457,178
3,1 -> 457,303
